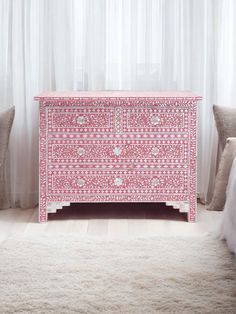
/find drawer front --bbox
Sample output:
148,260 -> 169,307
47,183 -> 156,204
48,139 -> 189,165
123,108 -> 189,133
47,107 -> 115,133
47,170 -> 188,195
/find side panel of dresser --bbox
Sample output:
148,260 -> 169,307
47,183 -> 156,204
188,102 -> 197,222
39,101 -> 47,223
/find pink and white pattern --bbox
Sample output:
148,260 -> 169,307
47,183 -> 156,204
35,91 -> 201,223
48,139 -> 188,163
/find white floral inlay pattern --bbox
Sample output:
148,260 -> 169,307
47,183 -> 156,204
114,177 -> 123,187
152,178 -> 159,187
77,116 -> 86,125
77,178 -> 85,187
113,146 -> 122,156
151,147 -> 159,156
151,115 -> 160,125
77,147 -> 85,156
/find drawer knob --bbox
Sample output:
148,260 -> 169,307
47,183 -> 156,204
113,146 -> 122,156
77,147 -> 85,156
151,147 -> 159,156
114,177 -> 123,187
152,178 -> 159,187
77,116 -> 86,125
77,178 -> 85,187
151,116 -> 160,125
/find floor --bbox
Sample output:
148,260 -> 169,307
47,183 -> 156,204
0,203 -> 222,243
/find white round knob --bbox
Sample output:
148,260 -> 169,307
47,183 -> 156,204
77,178 -> 85,187
151,116 -> 160,125
77,116 -> 86,125
114,177 -> 123,187
152,178 -> 159,187
77,147 -> 85,156
113,146 -> 122,156
151,147 -> 159,156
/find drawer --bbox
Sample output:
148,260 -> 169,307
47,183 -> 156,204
47,107 -> 115,133
47,139 -> 189,165
47,169 -> 188,195
123,108 -> 189,133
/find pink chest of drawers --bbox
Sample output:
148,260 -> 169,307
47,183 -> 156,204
35,91 -> 201,223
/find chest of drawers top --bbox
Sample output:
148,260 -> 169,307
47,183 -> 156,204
35,91 -> 201,102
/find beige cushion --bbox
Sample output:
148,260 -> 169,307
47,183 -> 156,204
0,106 -> 15,209
213,105 -> 236,148
208,138 -> 236,211
208,105 -> 236,211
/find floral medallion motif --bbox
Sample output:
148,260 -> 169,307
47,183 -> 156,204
151,147 -> 159,156
151,115 -> 160,125
77,147 -> 85,156
114,177 -> 123,187
152,178 -> 159,187
77,178 -> 85,187
113,146 -> 122,156
77,116 -> 86,125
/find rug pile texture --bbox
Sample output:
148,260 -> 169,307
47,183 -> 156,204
0,235 -> 236,313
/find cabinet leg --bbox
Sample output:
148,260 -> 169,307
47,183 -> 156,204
39,203 -> 47,223
188,198 -> 196,222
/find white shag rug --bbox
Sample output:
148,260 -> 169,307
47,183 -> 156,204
0,235 -> 236,314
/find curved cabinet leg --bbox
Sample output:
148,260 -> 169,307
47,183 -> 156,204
39,199 -> 47,223
188,197 -> 196,222
166,200 -> 196,222
47,202 -> 71,213
39,202 -> 71,222
165,201 -> 189,213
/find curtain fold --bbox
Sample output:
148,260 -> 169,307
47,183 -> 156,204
0,0 -> 236,208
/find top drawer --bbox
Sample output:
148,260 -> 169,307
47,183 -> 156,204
46,106 -> 189,134
47,107 -> 115,133
123,108 -> 189,133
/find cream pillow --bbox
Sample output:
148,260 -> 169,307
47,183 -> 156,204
0,106 -> 15,209
208,137 -> 236,211
208,105 -> 236,211
213,105 -> 236,148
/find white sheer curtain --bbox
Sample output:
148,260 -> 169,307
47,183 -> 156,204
0,0 -> 236,208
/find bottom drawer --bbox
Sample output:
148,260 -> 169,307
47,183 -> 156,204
48,170 -> 188,195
